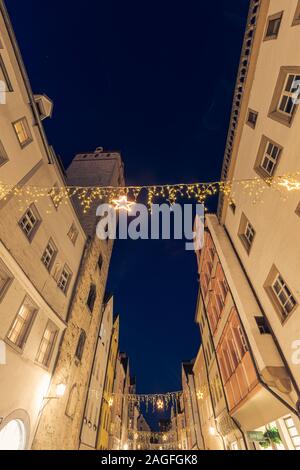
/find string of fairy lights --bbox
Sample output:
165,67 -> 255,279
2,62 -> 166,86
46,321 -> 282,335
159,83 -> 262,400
1,171 -> 300,213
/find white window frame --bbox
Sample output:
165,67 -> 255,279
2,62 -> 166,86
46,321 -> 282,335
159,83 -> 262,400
0,259 -> 13,301
68,223 -> 79,245
260,140 -> 281,176
19,204 -> 40,241
57,265 -> 72,294
41,239 -> 57,271
271,274 -> 296,318
277,73 -> 300,118
35,321 -> 58,367
6,297 -> 37,350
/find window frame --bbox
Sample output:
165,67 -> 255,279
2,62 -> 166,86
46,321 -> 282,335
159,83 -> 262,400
57,264 -> 72,294
0,259 -> 13,302
238,213 -> 256,254
246,109 -> 258,129
6,296 -> 38,351
12,117 -> 33,149
35,320 -> 58,368
0,139 -> 9,167
254,135 -> 282,179
19,204 -> 41,242
41,239 -> 57,272
269,66 -> 300,127
292,1 -> 300,26
68,223 -> 79,245
264,266 -> 297,323
0,53 -> 13,93
264,11 -> 283,41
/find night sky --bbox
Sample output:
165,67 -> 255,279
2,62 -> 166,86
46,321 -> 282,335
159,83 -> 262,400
6,0 -> 249,400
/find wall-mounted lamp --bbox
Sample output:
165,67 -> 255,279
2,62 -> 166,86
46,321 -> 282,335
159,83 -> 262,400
40,384 -> 67,413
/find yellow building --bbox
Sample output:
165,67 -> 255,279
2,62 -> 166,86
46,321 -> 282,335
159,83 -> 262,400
97,315 -> 119,450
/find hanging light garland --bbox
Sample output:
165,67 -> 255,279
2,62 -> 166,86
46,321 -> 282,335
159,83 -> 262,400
1,171 -> 300,213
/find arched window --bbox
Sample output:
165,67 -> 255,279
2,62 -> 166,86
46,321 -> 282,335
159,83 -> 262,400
0,419 -> 26,450
75,330 -> 86,361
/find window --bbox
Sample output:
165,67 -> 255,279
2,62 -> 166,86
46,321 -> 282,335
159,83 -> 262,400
12,117 -> 32,148
254,136 -> 282,178
0,54 -> 13,94
87,284 -> 96,312
0,260 -> 13,301
269,66 -> 300,126
246,109 -> 258,128
36,321 -> 58,367
229,200 -> 236,214
97,254 -> 103,272
283,416 -> 300,450
292,1 -> 300,26
255,316 -> 271,335
19,204 -> 41,241
41,239 -> 57,271
49,183 -> 62,210
264,12 -> 283,40
75,330 -> 86,361
57,265 -> 72,294
272,274 -> 296,318
265,266 -> 297,322
296,201 -> 300,217
68,223 -> 78,245
7,297 -> 37,349
238,213 -> 256,253
0,140 -> 9,167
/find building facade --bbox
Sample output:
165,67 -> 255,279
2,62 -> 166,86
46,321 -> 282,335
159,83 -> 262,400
97,313 -> 119,450
32,150 -> 124,449
196,0 -> 300,450
0,0 -> 86,450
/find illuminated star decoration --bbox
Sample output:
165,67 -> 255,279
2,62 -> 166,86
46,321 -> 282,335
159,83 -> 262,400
156,399 -> 164,410
111,195 -> 135,212
162,434 -> 167,442
197,391 -> 204,400
108,398 -> 114,408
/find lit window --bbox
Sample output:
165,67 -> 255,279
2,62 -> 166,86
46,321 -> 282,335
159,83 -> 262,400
0,260 -> 13,301
19,205 -> 40,240
272,274 -> 296,318
12,117 -> 32,148
246,109 -> 258,128
7,297 -> 37,349
68,223 -> 78,245
57,265 -> 72,294
36,321 -> 58,367
264,12 -> 283,40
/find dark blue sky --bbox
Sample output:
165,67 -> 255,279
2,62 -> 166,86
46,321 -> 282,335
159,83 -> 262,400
6,0 -> 249,395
